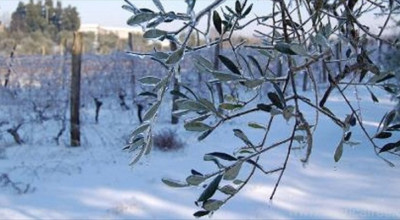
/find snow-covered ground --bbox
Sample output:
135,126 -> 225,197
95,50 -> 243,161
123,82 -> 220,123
0,88 -> 399,219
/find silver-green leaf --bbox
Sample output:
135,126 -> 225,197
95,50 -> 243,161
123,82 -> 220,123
162,178 -> 189,188
143,29 -> 167,39
143,101 -> 161,121
166,47 -> 184,65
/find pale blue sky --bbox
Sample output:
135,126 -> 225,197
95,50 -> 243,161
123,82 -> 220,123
0,0 -> 389,34
1,0 -> 228,28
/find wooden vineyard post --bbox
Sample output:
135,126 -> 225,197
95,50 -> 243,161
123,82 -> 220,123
70,32 -> 82,147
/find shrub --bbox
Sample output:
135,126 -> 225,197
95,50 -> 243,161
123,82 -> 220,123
153,129 -> 185,152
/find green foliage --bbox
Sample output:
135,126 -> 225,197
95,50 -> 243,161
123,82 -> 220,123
9,0 -> 80,35
4,0 -> 82,55
124,0 -> 400,217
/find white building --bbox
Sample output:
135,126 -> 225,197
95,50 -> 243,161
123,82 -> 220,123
78,24 -> 142,39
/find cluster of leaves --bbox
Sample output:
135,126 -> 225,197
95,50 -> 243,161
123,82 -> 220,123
123,0 -> 400,217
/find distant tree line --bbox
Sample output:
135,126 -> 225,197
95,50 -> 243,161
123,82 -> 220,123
9,0 -> 80,38
0,0 -> 136,55
0,0 -> 80,55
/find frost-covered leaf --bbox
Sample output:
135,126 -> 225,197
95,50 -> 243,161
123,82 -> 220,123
212,71 -> 241,81
198,98 -> 218,114
177,100 -> 207,111
203,199 -> 223,211
128,136 -> 145,150
186,175 -> 207,186
139,91 -> 157,98
191,169 -> 203,176
130,145 -> 146,165
166,47 -> 184,65
233,179 -> 244,185
213,10 -> 222,35
130,123 -> 150,137
374,132 -> 392,139
233,129 -> 253,147
242,3 -> 253,17
122,4 -> 140,14
184,121 -> 212,132
334,139 -> 344,162
197,174 -> 223,202
242,79 -> 264,88
198,129 -> 213,141
257,103 -> 272,112
218,55 -> 241,75
219,185 -> 237,195
146,16 -> 165,28
194,55 -> 213,71
283,105 -> 294,121
274,42 -> 296,55
144,135 -> 153,155
143,29 -> 167,39
219,103 -> 243,110
289,43 -> 309,56
127,13 -> 157,26
143,101 -> 161,121
369,89 -> 379,103
248,122 -> 265,130
203,154 -> 223,168
384,110 -> 396,128
206,152 -> 237,161
193,210 -> 210,218
162,178 -> 189,188
170,90 -> 189,99
379,141 -> 400,153
139,76 -> 161,85
314,33 -> 329,48
224,161 -> 243,180
154,77 -> 168,92
248,55 -> 264,77
235,0 -> 241,14
172,109 -> 190,117
268,92 -> 284,109
188,114 -> 211,123
152,51 -> 169,60
152,0 -> 165,13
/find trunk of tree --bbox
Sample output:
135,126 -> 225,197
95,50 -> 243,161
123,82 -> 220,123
7,124 -> 24,145
214,40 -> 224,104
94,98 -> 103,124
119,90 -> 130,110
70,32 -> 82,147
170,41 -> 180,125
4,44 -> 17,88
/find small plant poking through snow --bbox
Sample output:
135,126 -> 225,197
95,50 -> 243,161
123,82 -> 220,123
153,129 -> 185,152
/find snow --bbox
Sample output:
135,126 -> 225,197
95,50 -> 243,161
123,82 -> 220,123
1,86 -> 400,219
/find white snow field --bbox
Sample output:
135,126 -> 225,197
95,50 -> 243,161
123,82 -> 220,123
0,88 -> 399,219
